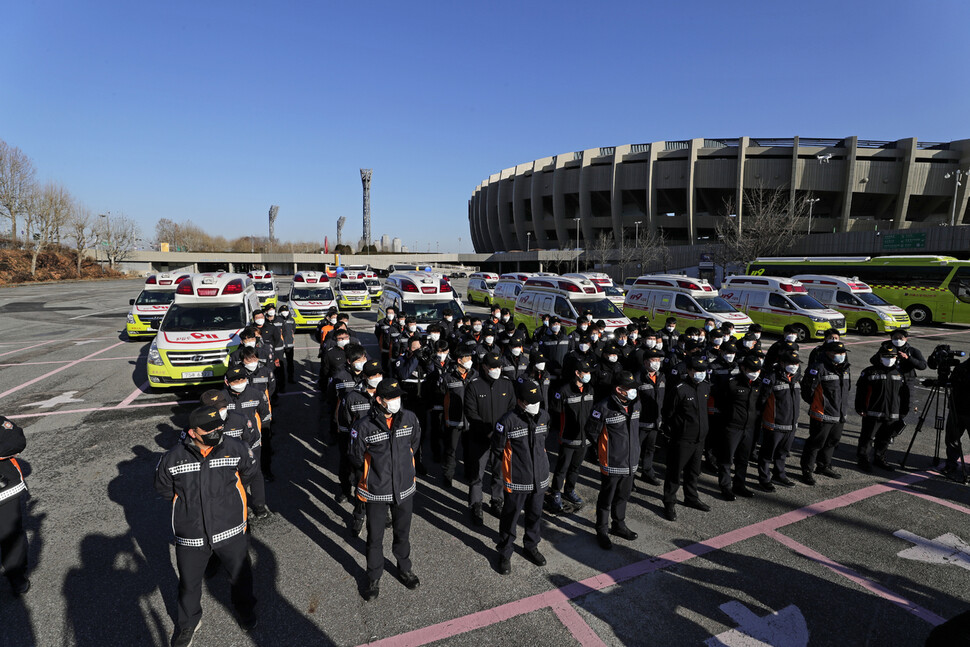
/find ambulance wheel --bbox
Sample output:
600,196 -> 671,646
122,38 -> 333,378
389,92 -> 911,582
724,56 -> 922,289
856,319 -> 877,336
483,297 -> 491,308
906,304 -> 932,325
792,324 -> 810,343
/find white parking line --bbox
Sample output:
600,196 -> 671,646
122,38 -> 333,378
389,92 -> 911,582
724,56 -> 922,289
0,342 -> 125,400
68,308 -> 126,320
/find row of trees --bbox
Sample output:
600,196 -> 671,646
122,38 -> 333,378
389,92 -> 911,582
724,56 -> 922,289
154,218 -> 326,254
0,139 -> 139,276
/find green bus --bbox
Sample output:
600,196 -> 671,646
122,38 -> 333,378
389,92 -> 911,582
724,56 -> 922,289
746,255 -> 970,326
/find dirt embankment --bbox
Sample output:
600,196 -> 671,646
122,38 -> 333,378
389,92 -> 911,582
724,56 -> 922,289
0,248 -> 126,285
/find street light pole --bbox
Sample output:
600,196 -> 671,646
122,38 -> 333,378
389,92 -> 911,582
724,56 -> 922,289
573,217 -> 581,273
806,198 -> 821,235
946,170 -> 964,227
634,220 -> 642,247
526,231 -> 531,252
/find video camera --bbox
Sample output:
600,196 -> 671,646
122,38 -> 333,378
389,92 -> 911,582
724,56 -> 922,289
925,344 -> 967,386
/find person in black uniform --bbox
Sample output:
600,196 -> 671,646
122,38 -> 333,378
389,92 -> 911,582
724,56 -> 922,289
0,415 -> 29,596
395,335 -> 431,476
763,325 -> 800,371
658,317 -> 678,352
262,305 -> 286,398
374,306 -> 403,372
585,371 -> 642,549
534,316 -> 572,385
502,336 -> 531,381
942,354 -> 970,479
636,348 -> 666,487
339,360 -> 384,536
548,360 -> 595,513
855,346 -> 903,472
757,349 -> 802,491
275,304 -> 297,384
155,405 -> 259,647
329,345 -> 367,497
736,331 -> 762,363
806,328 -> 842,370
223,365 -> 272,518
439,345 -> 478,489
715,355 -> 764,500
463,353 -> 516,525
349,380 -> 422,601
661,355 -> 712,521
800,340 -> 851,483
873,329 -> 927,425
493,380 -> 550,574
425,339 -> 452,465
596,343 -> 625,401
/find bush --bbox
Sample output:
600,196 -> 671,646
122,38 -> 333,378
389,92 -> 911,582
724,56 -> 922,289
0,247 -> 124,284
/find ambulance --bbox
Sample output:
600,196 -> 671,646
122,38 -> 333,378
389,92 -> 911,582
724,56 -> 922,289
792,274 -> 911,335
147,273 -> 260,388
335,277 -> 372,310
623,275 -> 752,337
125,272 -> 189,339
378,270 -> 465,330
563,272 -> 615,288
513,275 -> 631,336
288,271 -> 338,330
466,272 -> 500,306
247,270 -> 278,308
720,275 -> 846,341
491,272 -> 557,311
362,271 -> 383,299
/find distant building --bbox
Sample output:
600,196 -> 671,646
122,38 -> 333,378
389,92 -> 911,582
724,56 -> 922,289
401,245 -> 409,253
381,234 -> 391,252
392,237 -> 402,253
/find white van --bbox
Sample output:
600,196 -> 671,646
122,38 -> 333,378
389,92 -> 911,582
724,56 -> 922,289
379,271 -> 465,330
793,274 -> 911,335
147,273 -> 260,388
513,275 -> 631,335
622,275 -> 752,336
248,270 -> 278,308
126,272 -> 189,339
467,272 -> 500,306
720,275 -> 846,341
289,271 -> 338,330
491,272 -> 558,311
563,272 -> 614,288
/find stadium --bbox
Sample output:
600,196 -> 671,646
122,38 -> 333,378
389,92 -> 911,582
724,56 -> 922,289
468,137 -> 970,253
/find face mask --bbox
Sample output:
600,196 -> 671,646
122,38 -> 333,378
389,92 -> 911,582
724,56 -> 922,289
586,314 -> 594,322
892,338 -> 905,347
692,371 -> 706,382
229,381 -> 246,393
744,371 -> 760,381
502,315 -> 510,322
366,376 -> 382,388
473,324 -> 482,333
551,325 -> 561,334
407,325 -> 417,333
337,338 -> 349,348
384,398 -> 402,414
645,339 -> 657,349
580,373 -> 591,384
535,362 -> 546,371
219,408 -> 228,421
590,334 -> 600,342
578,324 -> 588,332
487,368 -> 502,380
649,361 -> 662,372
617,338 -> 627,346
485,336 -> 494,346
460,359 -> 473,370
243,340 -> 256,348
254,318 -> 265,326
266,309 -> 276,317
744,341 -> 756,349
629,333 -> 638,341
753,332 -> 761,340
784,364 -> 799,374
711,337 -> 723,346
665,325 -> 676,332
492,313 -> 501,320
655,341 -> 663,350
607,355 -> 618,363
542,320 -> 550,327
511,347 -> 522,356
198,428 -> 223,447
244,362 -> 259,372
833,354 -> 846,364
386,313 -> 396,320
437,353 -> 448,363
444,316 -> 453,322
723,353 -> 736,363
328,317 -> 337,324
705,324 -> 715,332
579,343 -> 590,353
429,333 -> 440,342
881,357 -> 896,368
688,336 -> 699,343
279,310 -> 289,318
626,388 -> 638,401
524,402 -> 540,416
785,334 -> 798,343
353,360 -> 366,372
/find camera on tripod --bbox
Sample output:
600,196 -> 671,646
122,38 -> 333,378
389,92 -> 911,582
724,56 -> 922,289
924,344 -> 967,387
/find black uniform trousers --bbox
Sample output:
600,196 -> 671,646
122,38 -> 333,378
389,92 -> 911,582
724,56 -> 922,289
467,435 -> 503,506
550,443 -> 584,493
664,440 -> 703,504
718,427 -> 755,491
284,348 -> 295,382
428,409 -> 445,463
0,498 -> 28,586
758,427 -> 795,484
249,448 -> 266,509
944,413 -> 970,469
274,363 -> 287,393
260,426 -> 274,475
498,489 -> 544,558
175,534 -> 255,631
857,418 -> 895,463
442,424 -> 465,481
595,472 -> 635,534
365,496 -> 413,582
801,419 -> 844,472
639,427 -> 660,479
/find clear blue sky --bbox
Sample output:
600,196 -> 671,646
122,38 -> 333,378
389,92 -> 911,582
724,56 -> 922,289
2,1 -> 969,252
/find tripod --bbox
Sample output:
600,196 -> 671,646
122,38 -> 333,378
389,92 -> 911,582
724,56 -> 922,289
900,378 -> 960,474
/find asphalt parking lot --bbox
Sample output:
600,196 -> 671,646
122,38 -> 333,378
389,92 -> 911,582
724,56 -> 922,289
1,276 -> 969,647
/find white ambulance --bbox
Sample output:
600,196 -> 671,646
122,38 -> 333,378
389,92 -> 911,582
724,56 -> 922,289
378,271 -> 465,330
288,271 -> 338,330
125,272 -> 189,339
793,274 -> 911,335
513,275 -> 631,335
147,273 -> 260,388
248,270 -> 278,308
720,275 -> 846,341
622,275 -> 752,337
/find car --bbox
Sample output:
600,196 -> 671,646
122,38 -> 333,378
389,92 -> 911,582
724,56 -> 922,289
335,279 -> 372,310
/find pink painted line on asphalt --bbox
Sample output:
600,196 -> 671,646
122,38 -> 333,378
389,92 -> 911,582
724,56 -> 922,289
0,341 -> 125,401
116,381 -> 150,408
893,487 -> 970,516
764,529 -> 945,626
551,603 -> 609,647
359,468 -> 944,647
0,355 -> 141,367
0,340 -> 56,358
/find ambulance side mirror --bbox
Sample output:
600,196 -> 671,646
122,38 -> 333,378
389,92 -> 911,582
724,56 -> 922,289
129,299 -> 135,305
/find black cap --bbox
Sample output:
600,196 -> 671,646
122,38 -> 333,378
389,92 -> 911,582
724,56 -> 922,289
613,371 -> 638,390
515,379 -> 542,404
456,342 -> 476,359
721,340 -> 738,353
225,366 -> 247,382
189,405 -> 224,432
200,389 -> 229,408
779,350 -> 801,364
549,316 -> 560,324
574,359 -> 592,373
688,356 -> 709,371
530,349 -> 546,363
643,348 -> 665,360
741,355 -> 764,371
783,324 -> 798,334
890,329 -> 909,337
878,345 -> 898,357
362,360 -> 383,377
483,353 -> 504,369
742,331 -> 759,342
823,341 -> 847,354
750,323 -> 763,333
665,317 -> 677,325
685,339 -> 705,353
376,379 -> 404,399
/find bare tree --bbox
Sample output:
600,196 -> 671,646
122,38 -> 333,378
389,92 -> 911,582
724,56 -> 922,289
67,203 -> 93,276
589,232 -> 616,270
25,182 -> 72,276
96,213 -> 139,269
716,186 -> 808,269
0,140 -> 37,246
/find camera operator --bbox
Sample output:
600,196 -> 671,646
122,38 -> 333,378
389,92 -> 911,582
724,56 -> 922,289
872,329 -> 926,423
941,351 -> 970,478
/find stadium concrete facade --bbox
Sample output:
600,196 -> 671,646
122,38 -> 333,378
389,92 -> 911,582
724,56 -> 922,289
468,137 -> 970,253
